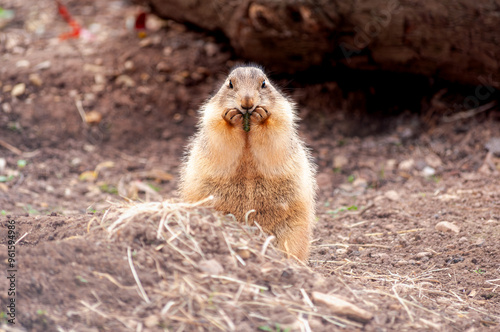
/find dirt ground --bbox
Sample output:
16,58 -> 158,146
0,0 -> 499,331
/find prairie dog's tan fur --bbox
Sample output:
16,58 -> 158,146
179,65 -> 316,261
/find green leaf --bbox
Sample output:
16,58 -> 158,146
76,276 -> 88,283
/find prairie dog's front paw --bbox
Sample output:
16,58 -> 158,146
250,106 -> 269,124
223,108 -> 243,126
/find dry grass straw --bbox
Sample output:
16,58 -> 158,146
334,263 -> 500,327
95,199 -> 498,330
98,198 -> 365,331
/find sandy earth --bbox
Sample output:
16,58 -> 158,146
0,0 -> 499,331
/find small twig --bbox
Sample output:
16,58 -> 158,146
442,100 -> 497,123
0,139 -> 23,155
75,99 -> 87,123
80,300 -> 133,330
161,301 -> 176,316
355,202 -> 374,216
210,275 -> 268,291
244,209 -> 256,225
300,288 -> 315,310
92,271 -> 135,290
364,228 -> 425,237
486,278 -> 500,292
393,285 -> 414,322
80,300 -> 109,318
347,220 -> 369,228
261,235 -> 276,256
127,247 -> 151,303
336,276 -> 361,301
217,308 -> 236,331
317,243 -> 392,249
14,232 -> 29,245
363,289 -> 456,322
309,259 -> 346,264
468,306 -> 500,320
288,308 -> 360,328
221,231 -> 245,266
298,313 -> 312,332
232,284 -> 245,303
448,290 -> 464,302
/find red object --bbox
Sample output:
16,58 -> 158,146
56,0 -> 81,39
135,12 -> 147,30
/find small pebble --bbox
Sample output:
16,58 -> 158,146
353,178 -> 368,188
198,259 -> 224,275
34,60 -> 51,70
485,137 -> 500,157
458,237 -> 468,243
124,60 -> 134,71
29,73 -> 43,87
435,221 -> 460,234
398,159 -> 415,171
385,190 -> 400,201
336,248 -> 347,255
446,256 -> 464,264
144,315 -> 160,328
204,42 -> 219,57
94,74 -> 106,85
421,166 -> 436,176
415,159 -> 427,171
333,155 -> 349,169
425,154 -> 443,168
85,111 -> 103,125
16,59 -> 30,68
116,75 -> 136,87
415,252 -> 432,259
156,61 -> 171,72
474,238 -> 485,247
386,159 -> 397,170
395,260 -> 408,266
11,83 -> 26,97
1,103 -> 11,113
163,46 -> 173,56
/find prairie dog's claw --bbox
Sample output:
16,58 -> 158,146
223,108 -> 243,126
250,106 -> 269,124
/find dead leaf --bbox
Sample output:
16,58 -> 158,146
79,170 -> 98,182
0,183 -> 8,192
95,161 -> 115,173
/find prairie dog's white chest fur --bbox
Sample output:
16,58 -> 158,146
180,65 -> 317,261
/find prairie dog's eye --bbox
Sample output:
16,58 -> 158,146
229,80 -> 233,89
261,80 -> 266,88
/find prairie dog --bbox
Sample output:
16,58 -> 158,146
179,65 -> 316,261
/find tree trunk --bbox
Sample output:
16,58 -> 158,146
143,0 -> 500,87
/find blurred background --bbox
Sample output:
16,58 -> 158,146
1,0 -> 499,215
1,2 -> 499,331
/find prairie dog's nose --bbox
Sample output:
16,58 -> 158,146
240,96 -> 254,113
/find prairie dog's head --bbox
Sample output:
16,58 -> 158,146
212,65 -> 284,115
